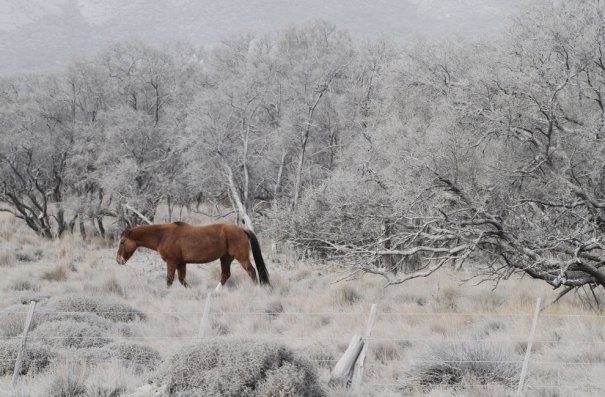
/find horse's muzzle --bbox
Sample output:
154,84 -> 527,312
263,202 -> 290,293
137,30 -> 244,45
116,256 -> 126,265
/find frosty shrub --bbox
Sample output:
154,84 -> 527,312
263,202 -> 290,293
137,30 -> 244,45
100,342 -> 162,372
404,341 -> 521,390
44,312 -> 118,332
159,337 -> 325,396
31,320 -> 111,349
0,340 -> 53,375
48,295 -> 146,322
300,342 -> 337,370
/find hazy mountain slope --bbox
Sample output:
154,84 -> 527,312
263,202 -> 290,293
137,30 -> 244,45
0,0 -> 522,75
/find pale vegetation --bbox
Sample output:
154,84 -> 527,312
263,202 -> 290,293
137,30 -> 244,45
1,212 -> 605,395
2,0 -> 605,395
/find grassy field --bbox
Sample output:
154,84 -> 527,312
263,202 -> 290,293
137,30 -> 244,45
1,212 -> 605,396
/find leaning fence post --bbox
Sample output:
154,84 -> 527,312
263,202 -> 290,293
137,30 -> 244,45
329,334 -> 364,387
517,297 -> 541,395
352,303 -> 378,390
12,301 -> 37,387
198,291 -> 214,338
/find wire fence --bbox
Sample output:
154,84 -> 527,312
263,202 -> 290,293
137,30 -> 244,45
3,301 -> 605,393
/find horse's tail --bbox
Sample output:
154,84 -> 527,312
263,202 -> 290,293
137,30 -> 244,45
243,229 -> 270,286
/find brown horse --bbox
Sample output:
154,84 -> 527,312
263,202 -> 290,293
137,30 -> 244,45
116,222 -> 270,288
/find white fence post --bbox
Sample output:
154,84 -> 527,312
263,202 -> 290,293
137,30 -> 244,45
198,291 -> 214,338
517,297 -> 541,395
352,303 -> 378,390
12,301 -> 37,387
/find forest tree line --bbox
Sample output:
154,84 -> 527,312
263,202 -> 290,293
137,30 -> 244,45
2,1 -> 605,293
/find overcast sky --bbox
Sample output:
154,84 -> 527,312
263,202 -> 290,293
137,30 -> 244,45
0,0 -> 523,75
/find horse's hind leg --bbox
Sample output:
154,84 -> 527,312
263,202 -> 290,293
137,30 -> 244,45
237,257 -> 258,284
177,263 -> 189,288
219,255 -> 234,286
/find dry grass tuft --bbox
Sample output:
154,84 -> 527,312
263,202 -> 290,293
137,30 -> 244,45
433,286 -> 461,312
333,284 -> 362,305
101,274 -> 125,297
15,248 -> 43,263
265,300 -> 284,319
0,250 -> 14,267
372,341 -> 402,363
46,365 -> 88,397
41,265 -> 68,282
404,341 -> 521,391
7,278 -> 40,292
159,337 -> 325,396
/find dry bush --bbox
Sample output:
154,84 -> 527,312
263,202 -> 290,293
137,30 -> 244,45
41,265 -> 68,282
48,295 -> 146,323
404,341 -> 521,391
159,337 -> 325,396
0,341 -> 53,375
31,320 -> 111,349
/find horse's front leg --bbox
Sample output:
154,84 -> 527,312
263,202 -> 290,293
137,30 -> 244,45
166,262 -> 176,287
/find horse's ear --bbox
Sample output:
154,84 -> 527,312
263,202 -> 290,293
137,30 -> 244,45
121,228 -> 132,238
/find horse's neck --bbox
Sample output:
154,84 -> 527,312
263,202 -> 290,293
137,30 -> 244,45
131,225 -> 165,250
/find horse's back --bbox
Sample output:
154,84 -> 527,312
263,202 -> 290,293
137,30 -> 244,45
165,222 -> 244,263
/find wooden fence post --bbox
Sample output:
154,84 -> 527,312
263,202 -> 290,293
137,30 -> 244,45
352,303 -> 378,389
12,301 -> 37,387
517,297 -> 541,395
329,334 -> 364,387
198,291 -> 214,338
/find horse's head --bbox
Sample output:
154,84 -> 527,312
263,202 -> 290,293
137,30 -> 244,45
116,229 -> 137,265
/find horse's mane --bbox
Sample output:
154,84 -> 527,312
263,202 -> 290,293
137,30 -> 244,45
173,221 -> 189,226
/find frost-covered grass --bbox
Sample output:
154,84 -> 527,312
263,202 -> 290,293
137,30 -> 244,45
1,213 -> 605,396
